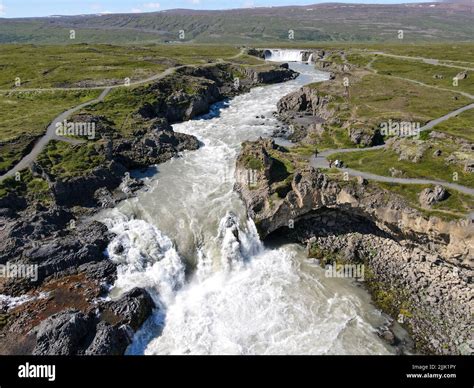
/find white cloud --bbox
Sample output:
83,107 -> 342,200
131,2 -> 161,14
190,0 -> 201,4
144,2 -> 161,9
0,2 -> 6,16
242,1 -> 255,8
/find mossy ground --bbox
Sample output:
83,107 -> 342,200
429,108 -> 474,142
331,147 -> 474,189
0,169 -> 52,203
371,55 -> 474,96
0,44 -> 241,89
37,140 -> 106,180
0,90 -> 101,173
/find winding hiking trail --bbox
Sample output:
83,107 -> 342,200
0,87 -> 111,182
0,48 -> 249,94
0,50 -> 251,183
310,103 -> 474,197
364,53 -> 474,100
2,48 -> 473,200
369,51 -> 474,72
306,52 -> 474,200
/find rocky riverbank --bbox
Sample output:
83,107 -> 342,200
234,138 -> 473,355
0,62 -> 297,355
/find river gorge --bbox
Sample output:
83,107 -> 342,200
97,61 -> 410,355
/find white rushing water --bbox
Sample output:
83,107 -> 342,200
99,61 -> 402,355
264,49 -> 305,62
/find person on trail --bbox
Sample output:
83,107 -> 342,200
328,160 -> 333,168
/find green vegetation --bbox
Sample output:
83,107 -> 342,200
307,71 -> 470,141
242,155 -> 264,171
376,182 -> 473,220
331,148 -> 474,189
37,140 -> 106,179
0,169 -> 52,203
0,314 -> 7,330
228,55 -> 264,66
0,44 -> 241,89
429,109 -> 474,142
1,5 -> 473,45
348,74 -> 470,126
0,90 -> 100,141
371,56 -> 474,95
364,265 -> 413,320
0,90 -> 101,173
308,243 -> 343,267
346,53 -> 372,68
362,43 -> 474,65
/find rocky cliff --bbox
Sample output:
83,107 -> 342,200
0,61 -> 298,355
235,138 -> 473,355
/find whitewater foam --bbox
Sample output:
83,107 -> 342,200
99,63 -> 400,355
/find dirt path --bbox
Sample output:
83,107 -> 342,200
369,51 -> 474,72
0,48 -> 247,93
0,50 -> 252,183
309,103 -> 474,196
0,87 -> 111,182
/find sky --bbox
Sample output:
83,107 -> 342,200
0,0 -> 438,18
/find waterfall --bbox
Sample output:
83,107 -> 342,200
97,63 -> 405,355
265,49 -> 305,62
307,53 -> 314,64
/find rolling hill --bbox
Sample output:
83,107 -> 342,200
0,2 -> 473,44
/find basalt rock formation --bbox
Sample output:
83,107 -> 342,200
0,61 -> 298,355
235,138 -> 473,355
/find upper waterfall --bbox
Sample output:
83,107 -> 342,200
264,49 -> 306,62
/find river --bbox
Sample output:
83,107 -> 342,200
98,61 -> 406,355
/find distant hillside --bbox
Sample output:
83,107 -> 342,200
0,2 -> 473,44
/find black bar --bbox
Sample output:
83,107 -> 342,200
0,356 -> 471,387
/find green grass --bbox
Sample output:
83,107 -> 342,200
0,90 -> 101,141
0,169 -> 52,203
0,44 -> 241,89
228,54 -> 264,66
362,43 -> 474,64
241,155 -> 265,171
346,53 -> 373,68
375,182 -> 474,219
331,148 -> 474,189
0,89 -> 101,173
371,56 -> 474,95
80,71 -> 215,136
37,140 -> 106,179
430,109 -> 474,142
350,74 -> 471,125
306,71 -> 471,150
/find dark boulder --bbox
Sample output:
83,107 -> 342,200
33,310 -> 95,355
31,288 -> 155,355
103,288 -> 155,331
84,321 -> 131,355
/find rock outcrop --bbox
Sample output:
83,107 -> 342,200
235,138 -> 473,355
419,185 -> 449,207
32,288 -> 155,355
276,83 -> 381,146
276,86 -> 335,142
0,61 -> 299,355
